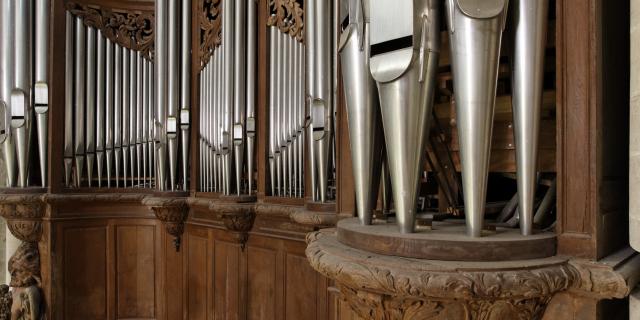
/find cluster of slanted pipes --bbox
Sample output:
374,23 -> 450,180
341,0 -> 549,237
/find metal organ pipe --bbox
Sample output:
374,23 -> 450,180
86,26 -> 97,187
1,0 -> 17,187
35,0 -> 49,188
167,0 -> 179,191
511,0 -> 549,236
233,0 -> 247,196
445,0 -> 508,237
181,0 -> 191,192
96,31 -> 106,187
13,0 -> 33,188
246,0 -> 258,195
105,39 -> 114,187
73,17 -> 86,188
156,0 -> 168,191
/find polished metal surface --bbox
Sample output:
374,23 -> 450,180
35,0 -> 49,187
86,26 -> 97,187
339,0 -> 384,225
114,44 -> 123,188
167,0 -> 180,191
233,0 -> 247,196
223,0 -> 235,195
96,31 -> 106,187
74,17 -> 86,187
180,0 -> 191,191
13,0 -> 33,188
105,39 -> 114,187
246,0 -> 258,194
269,25 -> 277,195
445,0 -> 508,237
370,0 -> 440,233
122,47 -> 130,187
511,0 -> 548,236
156,0 -> 168,190
1,0 -> 17,187
305,0 -> 317,201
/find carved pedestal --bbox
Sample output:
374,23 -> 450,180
211,200 -> 256,250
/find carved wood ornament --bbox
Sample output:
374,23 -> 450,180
65,1 -> 155,60
211,202 -> 256,250
267,0 -> 305,42
143,197 -> 189,251
200,0 -> 222,68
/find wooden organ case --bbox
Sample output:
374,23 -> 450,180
0,0 -> 634,319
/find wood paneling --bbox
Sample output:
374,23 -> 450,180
63,226 -> 108,319
285,254 -> 319,320
247,247 -> 277,320
186,231 -> 208,320
116,225 -> 156,319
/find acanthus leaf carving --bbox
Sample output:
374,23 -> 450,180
267,0 -> 304,42
66,2 -> 155,61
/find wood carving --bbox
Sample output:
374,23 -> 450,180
0,285 -> 11,320
306,229 -> 579,320
200,0 -> 222,68
65,2 -> 155,60
267,0 -> 304,42
211,203 -> 256,250
8,243 -> 42,320
143,197 -> 189,251
0,195 -> 45,243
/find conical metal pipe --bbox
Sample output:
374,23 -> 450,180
369,0 -> 440,233
180,0 -> 191,191
268,25 -> 277,195
223,0 -> 235,195
156,0 -> 168,191
35,0 -> 49,188
105,39 -> 114,188
167,0 -> 180,191
73,17 -> 86,187
339,0 -> 384,225
86,26 -> 97,187
129,49 -> 137,187
0,0 -> 17,187
122,47 -> 130,187
96,31 -> 106,188
305,0 -> 318,201
13,0 -> 33,188
136,51 -> 144,187
511,0 -> 548,236
114,44 -> 123,188
233,0 -> 247,195
445,0 -> 508,237
246,0 -> 257,195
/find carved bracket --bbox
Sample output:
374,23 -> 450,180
143,197 -> 189,251
66,2 -> 155,61
267,0 -> 305,43
0,195 -> 46,243
211,203 -> 256,250
306,229 -> 579,320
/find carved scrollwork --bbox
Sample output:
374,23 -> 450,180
211,203 -> 256,250
267,0 -> 305,42
143,197 -> 189,251
306,230 -> 580,319
65,2 -> 155,61
200,0 -> 222,68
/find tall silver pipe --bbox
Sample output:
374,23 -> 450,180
34,0 -> 49,187
287,35 -> 295,197
223,0 -> 235,195
312,0 -> 333,203
370,0 -> 440,233
148,59 -> 155,187
105,39 -> 114,187
275,30 -> 283,196
1,0 -> 17,187
114,44 -> 123,188
292,38 -> 299,197
203,60 -> 210,192
339,0 -> 384,225
298,42 -> 305,198
305,0 -> 317,201
122,48 -> 130,187
143,57 -> 149,187
511,0 -> 548,236
136,52 -> 143,186
445,0 -> 508,237
180,0 -> 191,191
246,0 -> 258,194
167,0 -> 179,191
96,32 -> 106,187
86,26 -> 97,187
156,0 -> 168,191
73,17 -> 86,187
282,32 -> 290,197
268,26 -> 277,195
198,64 -> 203,191
129,49 -> 138,187
13,0 -> 33,188
213,51 -> 220,192
233,0 -> 247,195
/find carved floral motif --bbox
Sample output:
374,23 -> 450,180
143,197 -> 189,251
200,0 -> 222,67
267,0 -> 304,42
66,2 -> 155,60
211,203 -> 256,249
0,195 -> 45,243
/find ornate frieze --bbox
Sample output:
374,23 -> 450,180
267,0 -> 304,42
0,195 -> 46,243
65,2 -> 155,60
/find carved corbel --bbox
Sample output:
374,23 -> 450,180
143,197 -> 189,251
0,195 -> 46,243
210,203 -> 256,250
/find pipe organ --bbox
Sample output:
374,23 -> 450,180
198,0 -> 258,196
0,0 -> 49,188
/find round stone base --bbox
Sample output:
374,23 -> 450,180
337,218 -> 556,261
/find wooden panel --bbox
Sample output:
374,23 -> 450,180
285,253 -> 318,320
214,240 -> 241,320
187,232 -> 209,320
64,227 -> 108,319
247,247 -> 277,320
165,233 -> 184,320
116,225 -> 156,319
